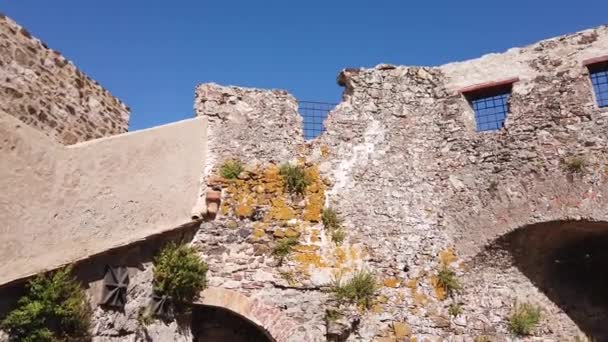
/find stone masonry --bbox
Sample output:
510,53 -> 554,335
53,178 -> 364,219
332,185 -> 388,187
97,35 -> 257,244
0,13 -> 129,144
2,20 -> 608,342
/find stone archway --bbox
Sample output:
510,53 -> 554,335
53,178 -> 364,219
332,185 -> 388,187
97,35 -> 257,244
478,219 -> 608,339
193,287 -> 300,342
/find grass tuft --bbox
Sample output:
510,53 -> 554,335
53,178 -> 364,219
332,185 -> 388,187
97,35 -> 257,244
563,157 -> 586,174
508,302 -> 541,336
219,160 -> 244,179
279,163 -> 310,194
437,266 -> 460,297
333,271 -> 377,309
272,238 -> 298,265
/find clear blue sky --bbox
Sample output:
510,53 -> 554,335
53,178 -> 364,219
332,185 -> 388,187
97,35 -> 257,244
2,1 -> 607,130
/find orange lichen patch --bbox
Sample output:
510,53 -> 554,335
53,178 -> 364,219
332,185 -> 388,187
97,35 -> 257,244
303,165 -> 325,222
292,245 -> 319,253
235,202 -> 254,218
439,248 -> 457,266
273,229 -> 286,238
252,228 -> 266,239
405,278 -> 418,289
320,144 -> 330,158
262,165 -> 284,194
266,197 -> 296,221
371,304 -> 384,314
429,275 -> 447,301
411,289 -> 427,306
335,247 -> 347,266
294,251 -> 327,272
383,277 -> 401,288
284,228 -> 300,238
310,229 -> 320,243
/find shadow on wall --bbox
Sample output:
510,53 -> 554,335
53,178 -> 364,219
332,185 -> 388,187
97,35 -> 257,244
477,220 -> 608,339
191,305 -> 274,342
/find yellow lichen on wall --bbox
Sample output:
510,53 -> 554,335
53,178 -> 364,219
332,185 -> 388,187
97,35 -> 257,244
439,248 -> 457,266
303,165 -> 325,222
383,277 -> 401,288
429,275 -> 447,301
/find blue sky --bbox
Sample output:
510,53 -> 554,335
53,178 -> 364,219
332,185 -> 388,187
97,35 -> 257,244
2,1 -> 607,130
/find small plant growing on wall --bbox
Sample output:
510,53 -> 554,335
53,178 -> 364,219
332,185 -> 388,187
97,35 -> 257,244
562,157 -> 586,174
1,266 -> 92,342
279,163 -> 310,194
219,159 -> 244,179
508,302 -> 541,336
332,271 -> 377,309
448,302 -> 463,317
272,238 -> 298,265
153,243 -> 208,314
322,207 -> 347,245
437,266 -> 461,298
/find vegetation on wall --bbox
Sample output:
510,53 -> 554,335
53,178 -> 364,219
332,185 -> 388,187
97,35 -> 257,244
562,157 -> 586,174
279,163 -> 310,194
508,302 -> 541,336
219,159 -> 244,179
272,238 -> 299,265
322,207 -> 346,245
153,243 -> 208,313
436,266 -> 460,298
1,266 -> 91,342
333,271 -> 377,308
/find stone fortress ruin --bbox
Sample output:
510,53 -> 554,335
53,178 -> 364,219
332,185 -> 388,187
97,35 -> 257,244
1,10 -> 608,342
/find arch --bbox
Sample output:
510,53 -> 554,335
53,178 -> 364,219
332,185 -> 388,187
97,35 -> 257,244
451,176 -> 608,259
193,287 -> 300,342
475,219 -> 608,339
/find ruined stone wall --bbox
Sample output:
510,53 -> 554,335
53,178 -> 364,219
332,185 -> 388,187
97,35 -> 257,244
312,24 -> 608,340
0,13 -> 129,145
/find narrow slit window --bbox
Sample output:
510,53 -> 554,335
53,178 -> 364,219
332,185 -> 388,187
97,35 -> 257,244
589,62 -> 608,108
460,79 -> 516,132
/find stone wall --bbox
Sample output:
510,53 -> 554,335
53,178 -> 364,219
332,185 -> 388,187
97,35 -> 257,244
311,24 -> 608,340
0,13 -> 129,145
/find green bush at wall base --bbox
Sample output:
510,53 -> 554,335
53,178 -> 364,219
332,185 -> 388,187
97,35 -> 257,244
1,266 -> 91,342
153,243 -> 208,314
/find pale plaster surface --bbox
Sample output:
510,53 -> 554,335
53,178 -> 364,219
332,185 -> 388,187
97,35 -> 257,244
0,111 -> 206,285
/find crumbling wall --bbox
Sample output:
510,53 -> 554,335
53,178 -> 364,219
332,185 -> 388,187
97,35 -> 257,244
0,13 -> 129,145
311,24 -> 608,340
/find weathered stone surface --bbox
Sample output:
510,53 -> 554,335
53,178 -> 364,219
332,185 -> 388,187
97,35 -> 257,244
0,15 -> 129,144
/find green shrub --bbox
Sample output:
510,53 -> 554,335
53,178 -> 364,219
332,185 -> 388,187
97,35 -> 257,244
279,163 -> 310,194
272,238 -> 298,265
448,302 -> 463,317
153,243 -> 208,310
333,271 -> 377,308
322,207 -> 342,230
508,302 -> 541,336
219,160 -> 244,179
331,229 -> 346,245
437,266 -> 460,297
563,157 -> 586,174
1,266 -> 91,342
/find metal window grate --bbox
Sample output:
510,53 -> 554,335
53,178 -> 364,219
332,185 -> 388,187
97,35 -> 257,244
470,90 -> 511,131
590,63 -> 608,108
299,101 -> 336,139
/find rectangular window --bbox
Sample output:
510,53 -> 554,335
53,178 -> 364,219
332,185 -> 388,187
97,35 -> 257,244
460,78 -> 517,132
470,90 -> 510,131
589,62 -> 608,108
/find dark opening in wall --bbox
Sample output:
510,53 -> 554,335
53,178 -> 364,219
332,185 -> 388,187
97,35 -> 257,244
478,220 -> 608,339
587,61 -> 608,108
191,305 -> 274,342
460,78 -> 518,132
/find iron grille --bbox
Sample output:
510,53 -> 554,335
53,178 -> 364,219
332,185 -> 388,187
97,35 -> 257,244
298,101 -> 336,139
590,63 -> 608,108
470,90 -> 511,131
